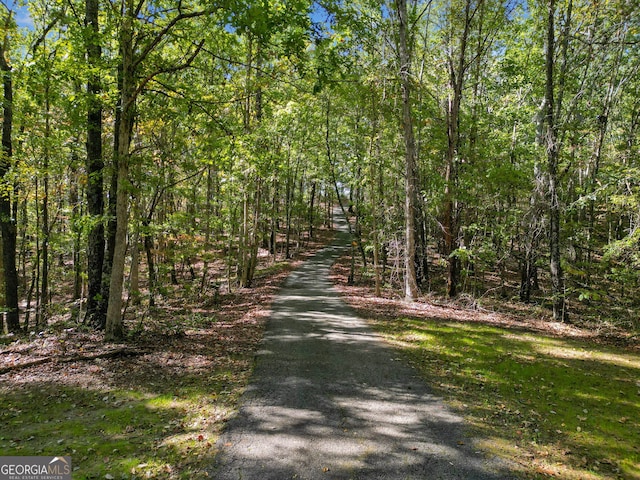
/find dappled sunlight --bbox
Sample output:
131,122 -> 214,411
502,331 -> 640,370
0,312 -> 266,479
0,381 -> 222,478
217,384 -> 503,478
371,317 -> 640,479
213,216 -> 512,479
540,342 -> 640,370
0,221 -> 334,479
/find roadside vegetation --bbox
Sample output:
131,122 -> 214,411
332,256 -> 640,480
2,290 -> 265,480
0,234 -> 330,479
375,318 -> 640,479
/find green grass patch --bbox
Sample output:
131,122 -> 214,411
373,318 -> 640,479
0,368 -> 248,479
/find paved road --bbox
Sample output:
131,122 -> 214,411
210,214 -> 514,479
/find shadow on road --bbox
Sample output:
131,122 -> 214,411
211,215 -> 515,480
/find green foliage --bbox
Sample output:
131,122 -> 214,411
2,0 -> 639,332
604,229 -> 640,268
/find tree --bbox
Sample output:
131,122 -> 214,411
0,9 -> 18,333
85,0 -> 105,329
105,1 -> 206,341
395,0 -> 419,301
544,0 -> 567,321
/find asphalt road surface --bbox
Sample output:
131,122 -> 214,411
210,213 -> 515,480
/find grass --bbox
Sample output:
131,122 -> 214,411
0,363 -> 247,479
0,233 -> 334,479
372,318 -> 640,480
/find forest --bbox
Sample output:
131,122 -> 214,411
0,0 -> 638,339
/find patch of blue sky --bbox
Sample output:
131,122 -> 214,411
15,5 -> 32,29
3,1 -> 34,30
310,0 -> 334,37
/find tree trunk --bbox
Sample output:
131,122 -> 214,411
0,232 -> 3,331
415,199 -> 429,288
70,142 -> 82,300
105,11 -> 135,341
85,0 -> 105,328
0,29 -> 19,333
246,184 -> 261,286
130,234 -> 140,305
545,0 -> 566,321
520,160 -> 545,303
270,177 -> 278,258
396,0 -> 419,302
368,95 -> 383,297
38,84 -> 51,326
309,181 -> 316,239
285,151 -> 295,259
443,0 -> 474,298
143,219 -> 156,307
239,189 -> 250,286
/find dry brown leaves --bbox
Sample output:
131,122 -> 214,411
0,230 -> 333,393
330,255 -> 639,351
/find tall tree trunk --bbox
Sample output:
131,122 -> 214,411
70,139 -> 82,301
85,0 -> 106,328
246,182 -> 261,287
443,0 -> 474,298
0,27 -> 19,333
239,189 -> 250,286
105,10 -> 135,341
270,177 -> 279,258
39,84 -> 51,326
143,218 -> 156,307
0,236 -> 3,329
285,150 -> 294,259
308,181 -> 316,239
520,157 -> 545,303
130,234 -> 140,304
368,92 -> 383,297
396,0 -> 419,301
97,62 -> 121,329
415,199 -> 429,287
545,0 -> 566,321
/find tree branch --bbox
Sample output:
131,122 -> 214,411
127,39 -> 205,111
132,9 -> 207,70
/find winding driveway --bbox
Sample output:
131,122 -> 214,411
211,213 -> 514,479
